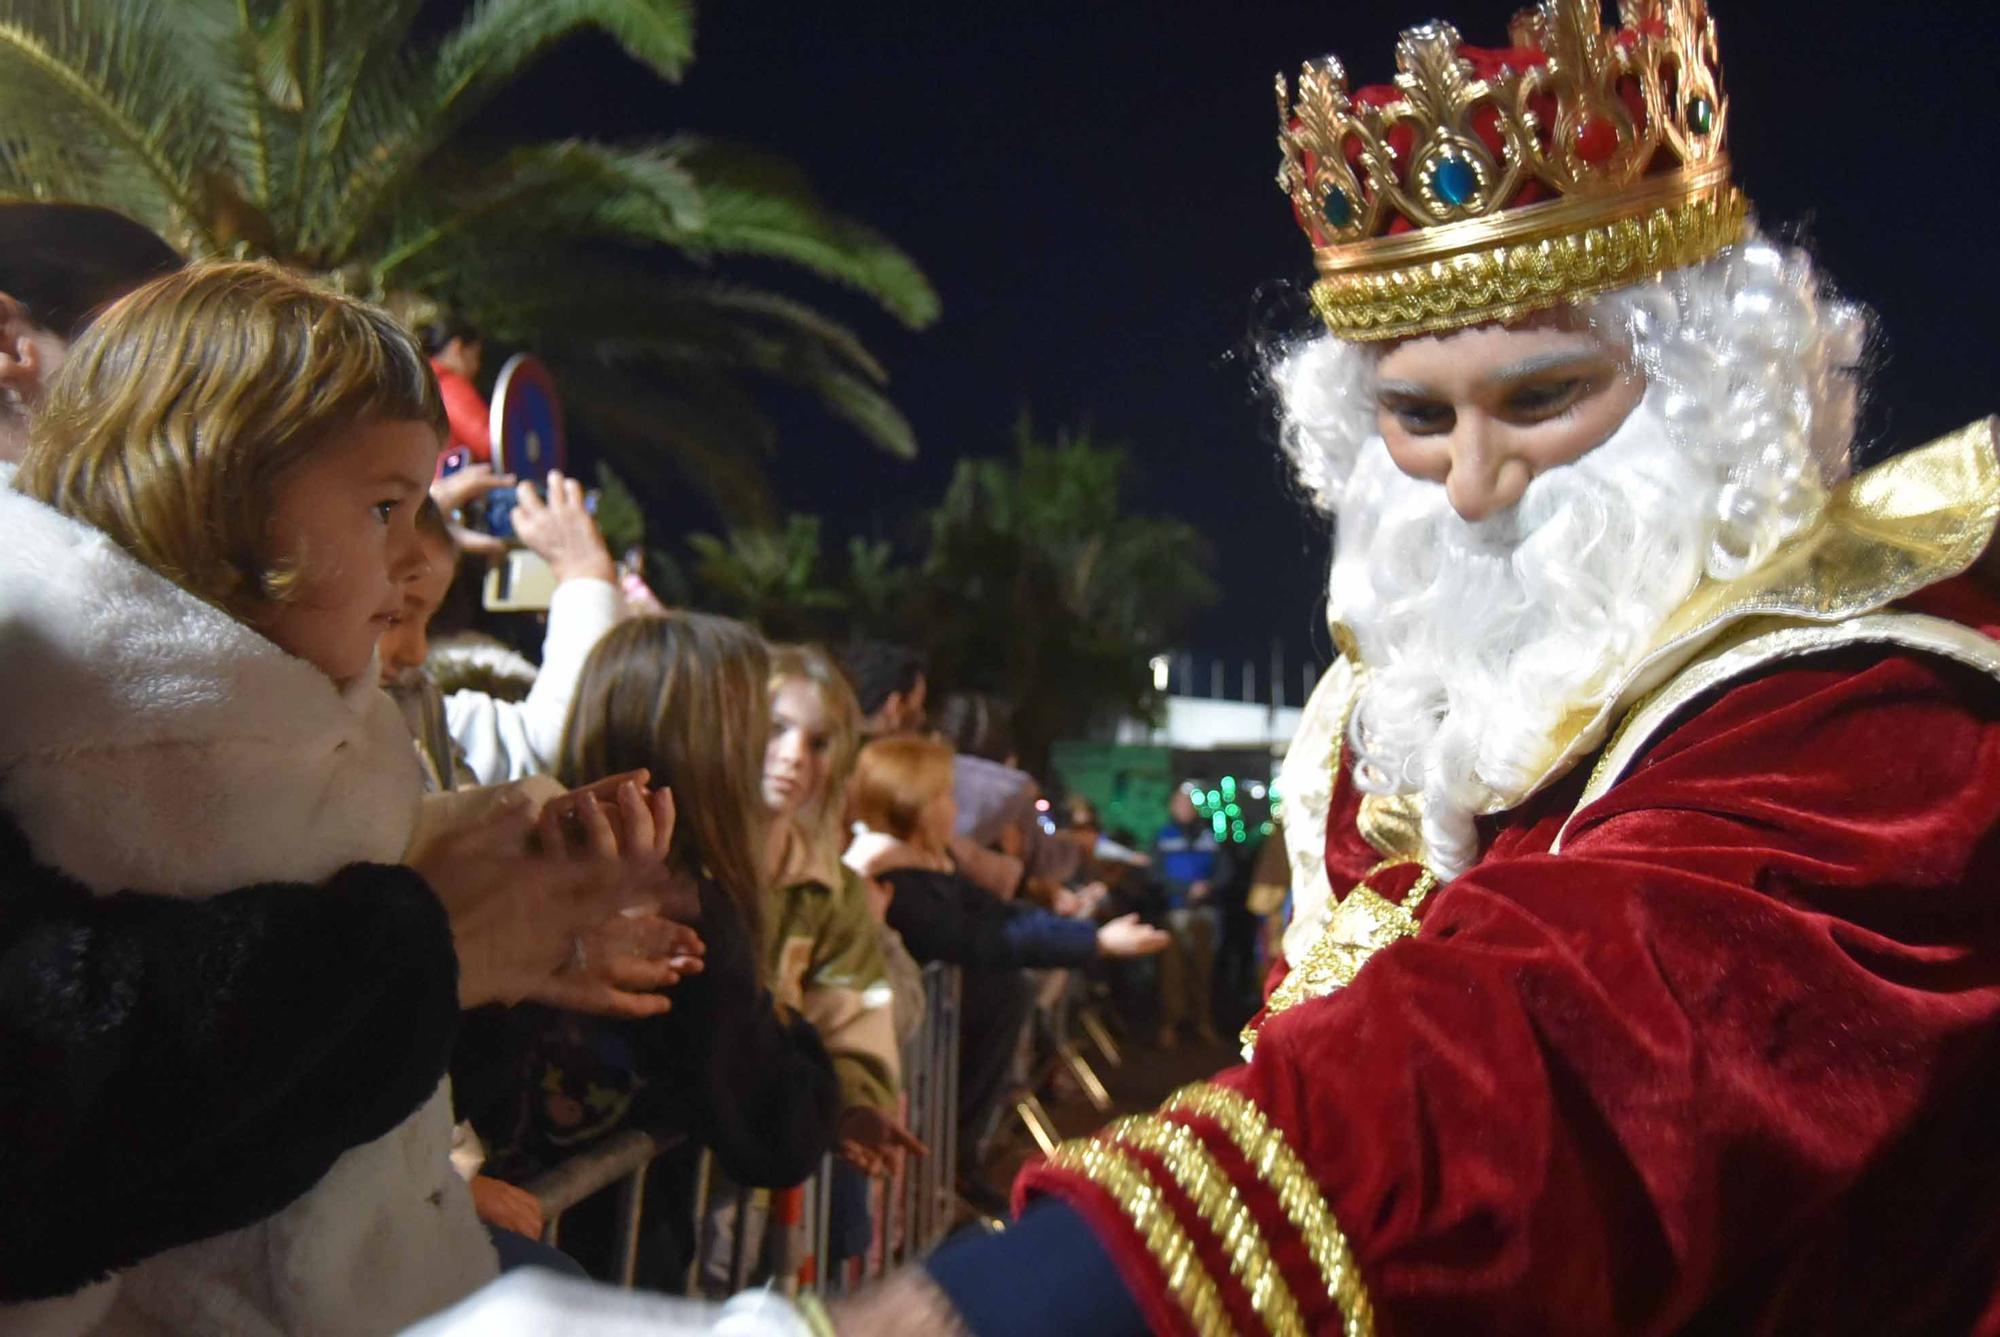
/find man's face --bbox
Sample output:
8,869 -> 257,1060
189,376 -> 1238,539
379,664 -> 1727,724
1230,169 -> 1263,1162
378,530 -> 459,684
1170,791 -> 1197,825
1373,319 -> 1644,522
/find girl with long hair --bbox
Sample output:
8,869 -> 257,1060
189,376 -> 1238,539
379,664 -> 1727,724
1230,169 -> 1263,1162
764,645 -> 925,1175
547,614 -> 841,1190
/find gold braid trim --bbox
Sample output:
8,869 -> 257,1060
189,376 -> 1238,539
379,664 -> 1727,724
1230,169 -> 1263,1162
1310,185 -> 1746,342
1163,1083 -> 1376,1337
1101,1115 -> 1307,1335
1245,861 -> 1437,1059
1043,1138 -> 1234,1336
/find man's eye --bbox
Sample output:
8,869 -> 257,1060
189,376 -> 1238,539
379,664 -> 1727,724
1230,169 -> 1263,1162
1384,400 -> 1453,434
1505,379 -> 1585,418
373,500 -> 398,523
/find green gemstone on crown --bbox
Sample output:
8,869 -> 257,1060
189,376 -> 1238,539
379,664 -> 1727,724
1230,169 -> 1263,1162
1323,187 -> 1353,228
1688,96 -> 1716,135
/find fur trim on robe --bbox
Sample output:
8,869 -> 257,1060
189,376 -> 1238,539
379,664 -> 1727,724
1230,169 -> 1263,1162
0,484 -> 496,1334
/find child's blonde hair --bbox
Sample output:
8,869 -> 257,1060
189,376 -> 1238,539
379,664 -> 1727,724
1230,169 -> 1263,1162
15,259 -> 444,616
852,734 -> 955,846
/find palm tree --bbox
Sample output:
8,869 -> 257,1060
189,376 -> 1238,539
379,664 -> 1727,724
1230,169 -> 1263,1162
916,419 -> 1217,769
0,0 -> 939,518
687,514 -> 846,640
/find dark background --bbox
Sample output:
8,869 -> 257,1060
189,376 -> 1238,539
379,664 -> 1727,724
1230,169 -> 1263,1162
479,1 -> 2000,689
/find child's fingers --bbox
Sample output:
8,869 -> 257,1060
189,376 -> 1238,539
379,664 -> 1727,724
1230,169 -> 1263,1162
576,792 -> 619,860
535,799 -> 569,862
615,780 -> 652,854
566,770 -> 651,807
650,788 -> 676,858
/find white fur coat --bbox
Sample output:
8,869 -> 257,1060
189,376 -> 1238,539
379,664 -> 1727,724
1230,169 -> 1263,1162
0,480 -> 496,1334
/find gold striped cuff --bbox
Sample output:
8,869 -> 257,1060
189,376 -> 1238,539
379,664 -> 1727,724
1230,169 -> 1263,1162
1045,1084 -> 1374,1336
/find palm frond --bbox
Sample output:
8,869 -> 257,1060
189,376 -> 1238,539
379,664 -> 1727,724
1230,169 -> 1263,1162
368,140 -> 703,284
558,360 -> 775,522
0,0 -> 227,248
682,140 -> 940,328
330,0 -> 693,255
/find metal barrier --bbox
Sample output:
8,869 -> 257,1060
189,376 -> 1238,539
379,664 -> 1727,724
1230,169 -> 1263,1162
765,961 -> 965,1297
524,963 -> 966,1294
526,1128 -> 672,1287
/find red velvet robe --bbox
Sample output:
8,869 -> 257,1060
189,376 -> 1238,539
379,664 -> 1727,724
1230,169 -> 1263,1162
1019,575 -> 2000,1334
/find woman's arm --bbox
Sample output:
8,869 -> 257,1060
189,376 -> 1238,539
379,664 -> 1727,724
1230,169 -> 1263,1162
0,809 -> 459,1300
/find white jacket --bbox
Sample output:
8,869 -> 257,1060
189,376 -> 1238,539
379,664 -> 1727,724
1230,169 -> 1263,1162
442,577 -> 622,784
0,482 -> 496,1334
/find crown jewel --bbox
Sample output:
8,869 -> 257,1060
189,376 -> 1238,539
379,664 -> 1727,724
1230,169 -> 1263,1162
1280,0 -> 1747,341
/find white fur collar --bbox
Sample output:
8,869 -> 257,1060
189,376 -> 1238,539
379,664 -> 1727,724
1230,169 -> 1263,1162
0,482 -> 382,761
0,481 -> 419,895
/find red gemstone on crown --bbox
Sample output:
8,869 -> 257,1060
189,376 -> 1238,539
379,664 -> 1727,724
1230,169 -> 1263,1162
1574,114 -> 1619,164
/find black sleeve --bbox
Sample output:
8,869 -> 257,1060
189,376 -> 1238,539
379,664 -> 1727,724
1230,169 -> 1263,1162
883,870 -> 1035,970
628,879 -> 840,1188
0,807 -> 460,1301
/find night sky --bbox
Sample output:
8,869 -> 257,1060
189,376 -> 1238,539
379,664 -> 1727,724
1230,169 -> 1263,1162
487,0 -> 2000,689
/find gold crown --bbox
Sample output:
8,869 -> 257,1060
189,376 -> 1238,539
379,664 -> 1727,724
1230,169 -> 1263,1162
1279,0 -> 1748,341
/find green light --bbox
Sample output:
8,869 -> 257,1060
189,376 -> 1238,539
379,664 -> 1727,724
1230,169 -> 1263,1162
1206,790 -> 1221,808
1221,776 -> 1237,797
1224,803 -> 1241,818
1259,821 -> 1274,836
1211,812 -> 1227,836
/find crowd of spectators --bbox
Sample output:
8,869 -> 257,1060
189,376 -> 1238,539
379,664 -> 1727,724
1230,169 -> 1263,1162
0,202 -> 1288,1325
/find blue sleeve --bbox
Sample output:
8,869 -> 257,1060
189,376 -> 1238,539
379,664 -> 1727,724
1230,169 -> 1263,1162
924,1201 -> 1146,1336
999,904 -> 1099,967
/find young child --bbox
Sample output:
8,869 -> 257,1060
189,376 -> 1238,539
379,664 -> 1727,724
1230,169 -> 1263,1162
1,261 -> 497,1332
539,614 -> 841,1192
763,645 -> 920,1175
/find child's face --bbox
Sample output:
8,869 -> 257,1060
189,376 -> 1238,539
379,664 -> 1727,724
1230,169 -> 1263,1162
377,531 -> 458,685
764,678 -> 832,816
257,418 -> 439,685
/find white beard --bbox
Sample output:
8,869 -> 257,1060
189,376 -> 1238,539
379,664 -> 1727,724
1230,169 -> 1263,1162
1328,392 -> 1722,878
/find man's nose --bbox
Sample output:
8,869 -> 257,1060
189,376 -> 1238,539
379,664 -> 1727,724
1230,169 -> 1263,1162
1443,419 -> 1529,522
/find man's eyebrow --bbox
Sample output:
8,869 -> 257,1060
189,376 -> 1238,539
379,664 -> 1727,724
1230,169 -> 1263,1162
367,471 -> 429,494
1376,379 -> 1434,399
1485,350 -> 1601,385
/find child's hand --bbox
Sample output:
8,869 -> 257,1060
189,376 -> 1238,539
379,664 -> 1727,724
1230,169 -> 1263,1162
408,778 -> 683,1009
836,1106 -> 928,1177
512,471 -> 616,585
469,1175 -> 544,1238
1096,913 -> 1171,958
429,463 -> 516,558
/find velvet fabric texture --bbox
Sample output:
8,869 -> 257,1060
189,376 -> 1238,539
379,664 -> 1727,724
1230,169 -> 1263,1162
1020,578 -> 2000,1334
0,807 -> 460,1301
